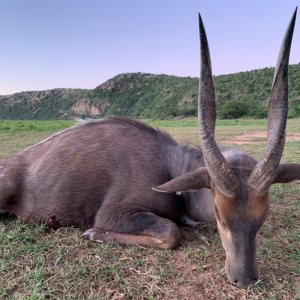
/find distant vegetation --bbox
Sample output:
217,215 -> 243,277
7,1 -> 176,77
1,64 -> 300,119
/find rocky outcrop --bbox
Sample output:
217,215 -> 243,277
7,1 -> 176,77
71,99 -> 110,117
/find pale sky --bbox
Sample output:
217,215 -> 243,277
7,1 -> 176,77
0,1 -> 299,95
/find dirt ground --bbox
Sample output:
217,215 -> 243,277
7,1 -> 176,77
226,131 -> 300,144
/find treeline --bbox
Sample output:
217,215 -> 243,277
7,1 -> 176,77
0,65 -> 300,120
215,65 -> 300,118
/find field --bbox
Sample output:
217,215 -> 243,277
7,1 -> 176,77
0,118 -> 299,299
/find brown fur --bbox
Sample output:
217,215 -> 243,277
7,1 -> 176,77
0,117 -> 194,249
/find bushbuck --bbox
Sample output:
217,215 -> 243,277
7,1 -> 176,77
0,10 -> 299,288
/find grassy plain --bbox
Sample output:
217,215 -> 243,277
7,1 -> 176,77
0,118 -> 299,299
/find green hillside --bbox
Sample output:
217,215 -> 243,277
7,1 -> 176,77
1,64 -> 300,119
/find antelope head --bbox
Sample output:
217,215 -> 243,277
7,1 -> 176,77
155,9 -> 298,288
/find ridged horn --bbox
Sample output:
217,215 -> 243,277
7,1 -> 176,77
198,13 -> 239,198
248,8 -> 297,195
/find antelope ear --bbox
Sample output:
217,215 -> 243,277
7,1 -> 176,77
152,167 -> 211,193
273,163 -> 300,184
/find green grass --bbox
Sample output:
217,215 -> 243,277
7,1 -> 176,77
0,120 -> 74,132
0,118 -> 299,299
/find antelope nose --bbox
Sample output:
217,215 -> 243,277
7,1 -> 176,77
234,276 -> 259,288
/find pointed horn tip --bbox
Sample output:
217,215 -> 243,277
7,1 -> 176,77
198,12 -> 205,31
292,7 -> 297,20
291,7 -> 297,23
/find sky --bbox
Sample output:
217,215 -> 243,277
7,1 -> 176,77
0,0 -> 299,95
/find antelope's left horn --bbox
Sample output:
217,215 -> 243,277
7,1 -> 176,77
248,8 -> 297,195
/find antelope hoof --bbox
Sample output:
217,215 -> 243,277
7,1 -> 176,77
81,228 -> 104,243
81,228 -> 96,240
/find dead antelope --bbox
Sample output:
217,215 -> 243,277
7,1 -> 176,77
0,10 -> 299,288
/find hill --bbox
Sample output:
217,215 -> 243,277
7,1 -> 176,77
1,65 -> 300,119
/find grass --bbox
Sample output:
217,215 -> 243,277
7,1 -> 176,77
0,118 -> 299,299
